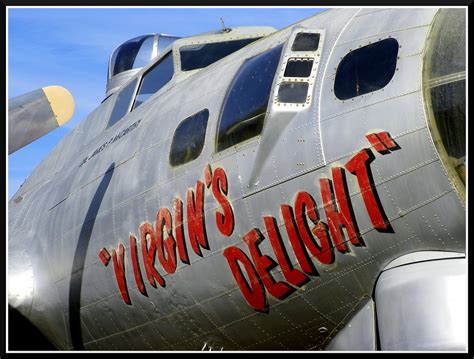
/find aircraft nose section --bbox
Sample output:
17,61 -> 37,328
423,9 -> 466,194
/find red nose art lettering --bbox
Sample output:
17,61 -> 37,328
280,204 -> 318,283
212,167 -> 235,237
345,149 -> 389,231
173,198 -> 189,265
129,234 -> 147,296
140,222 -> 166,288
111,243 -> 131,305
264,215 -> 310,286
294,191 -> 334,265
223,246 -> 266,312
320,167 -> 362,251
99,165 -> 233,305
156,207 -> 177,274
243,227 -> 295,301
187,180 -> 209,257
98,248 -> 111,266
221,133 -> 398,311
99,133 -> 398,309
366,131 -> 398,154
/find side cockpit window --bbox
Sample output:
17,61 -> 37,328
334,38 -> 399,100
170,109 -> 209,167
216,44 -> 283,152
107,78 -> 138,128
133,51 -> 174,109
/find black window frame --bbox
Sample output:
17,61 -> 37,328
169,109 -> 209,167
334,38 -> 399,101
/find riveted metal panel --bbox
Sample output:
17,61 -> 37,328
197,292 -> 252,331
78,295 -> 128,341
218,317 -> 273,349
321,93 -> 428,164
107,157 -> 145,208
379,160 -> 453,217
153,315 -> 199,347
84,335 -> 120,350
325,298 -> 376,351
27,256 -> 70,349
300,276 -> 363,325
98,327 -> 151,350
47,232 -> 81,283
54,277 -> 72,316
176,251 -> 239,304
401,191 -> 465,253
79,260 -> 126,310
322,54 -> 423,123
334,26 -> 431,72
61,312 -> 94,348
338,8 -> 437,45
234,11 -> 361,198
356,8 -> 387,16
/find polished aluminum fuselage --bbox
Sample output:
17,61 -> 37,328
8,8 -> 466,350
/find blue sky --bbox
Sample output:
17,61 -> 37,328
7,7 -> 325,199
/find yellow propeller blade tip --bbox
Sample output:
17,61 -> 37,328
42,86 -> 75,126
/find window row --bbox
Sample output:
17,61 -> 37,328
113,36 -> 399,167
106,38 -> 261,129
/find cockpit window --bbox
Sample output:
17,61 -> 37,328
110,35 -> 154,78
132,36 -> 155,69
170,109 -> 209,166
107,78 -> 139,128
334,38 -> 399,100
133,51 -> 174,109
216,44 -> 283,152
180,38 -> 259,71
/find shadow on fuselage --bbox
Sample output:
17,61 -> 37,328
69,163 -> 115,350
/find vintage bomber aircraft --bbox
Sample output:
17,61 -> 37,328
8,8 -> 466,351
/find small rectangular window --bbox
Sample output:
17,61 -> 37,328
133,51 -> 174,109
170,109 -> 209,166
292,33 -> 320,52
284,58 -> 314,77
277,82 -> 309,103
107,78 -> 138,128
